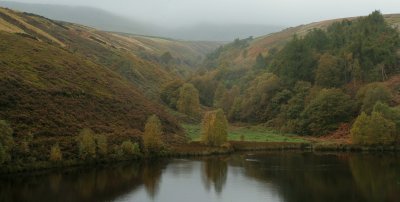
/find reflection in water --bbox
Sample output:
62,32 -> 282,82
349,155 -> 400,202
0,152 -> 399,202
202,157 -> 228,194
142,160 -> 165,198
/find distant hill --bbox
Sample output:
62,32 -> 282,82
0,1 -> 283,41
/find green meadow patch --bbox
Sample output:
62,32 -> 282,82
182,124 -> 308,143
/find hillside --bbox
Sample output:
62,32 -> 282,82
0,1 -> 283,41
0,7 -> 220,99
187,11 -> 400,144
205,14 -> 400,69
0,7 -> 213,164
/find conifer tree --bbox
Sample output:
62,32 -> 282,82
177,83 -> 201,117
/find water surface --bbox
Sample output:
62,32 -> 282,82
1,152 -> 399,202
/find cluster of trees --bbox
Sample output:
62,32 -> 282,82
188,11 -> 400,144
1,114 -> 166,167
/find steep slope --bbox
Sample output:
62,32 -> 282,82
0,7 -> 220,99
206,14 -> 400,69
0,31 -> 182,142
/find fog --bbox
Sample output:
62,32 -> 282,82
9,0 -> 400,27
1,0 -> 399,40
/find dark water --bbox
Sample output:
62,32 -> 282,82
1,152 -> 400,202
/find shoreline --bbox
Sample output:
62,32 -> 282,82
1,141 -> 399,175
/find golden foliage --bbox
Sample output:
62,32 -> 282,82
143,115 -> 164,153
50,143 -> 62,162
201,109 -> 228,146
78,128 -> 97,160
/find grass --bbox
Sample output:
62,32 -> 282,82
182,123 -> 309,143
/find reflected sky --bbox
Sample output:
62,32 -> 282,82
1,152 -> 400,202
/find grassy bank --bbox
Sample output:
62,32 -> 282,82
183,123 -> 309,143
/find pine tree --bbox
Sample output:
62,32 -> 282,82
201,109 -> 228,146
177,83 -> 201,117
143,115 -> 163,153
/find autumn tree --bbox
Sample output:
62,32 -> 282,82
121,140 -> 140,155
50,143 -> 62,162
143,115 -> 163,153
356,83 -> 392,114
177,83 -> 201,117
201,109 -> 228,146
315,53 -> 343,88
351,112 -> 396,145
0,120 -> 14,164
77,128 -> 96,160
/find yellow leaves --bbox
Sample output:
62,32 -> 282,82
143,115 -> 164,153
201,109 -> 228,146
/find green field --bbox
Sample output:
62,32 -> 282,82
182,124 -> 309,143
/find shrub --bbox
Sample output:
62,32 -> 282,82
201,109 -> 228,146
356,83 -> 392,114
50,144 -> 62,162
143,115 -> 164,153
121,140 -> 140,156
300,89 -> 355,135
351,112 -> 396,145
77,128 -> 96,160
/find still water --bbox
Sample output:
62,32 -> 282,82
1,152 -> 400,202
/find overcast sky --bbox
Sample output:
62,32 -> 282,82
6,0 -> 400,27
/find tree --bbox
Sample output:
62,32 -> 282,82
351,112 -> 396,145
177,83 -> 201,117
143,115 -> 163,153
301,89 -> 355,135
213,82 -> 226,108
201,109 -> 228,146
77,128 -> 96,160
160,80 -> 184,109
315,53 -> 343,88
121,140 -> 140,156
96,135 -> 108,157
160,52 -> 173,64
356,83 -> 392,114
50,143 -> 62,162
0,120 -> 14,164
254,53 -> 266,69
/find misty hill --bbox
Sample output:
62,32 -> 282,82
0,1 -> 283,41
